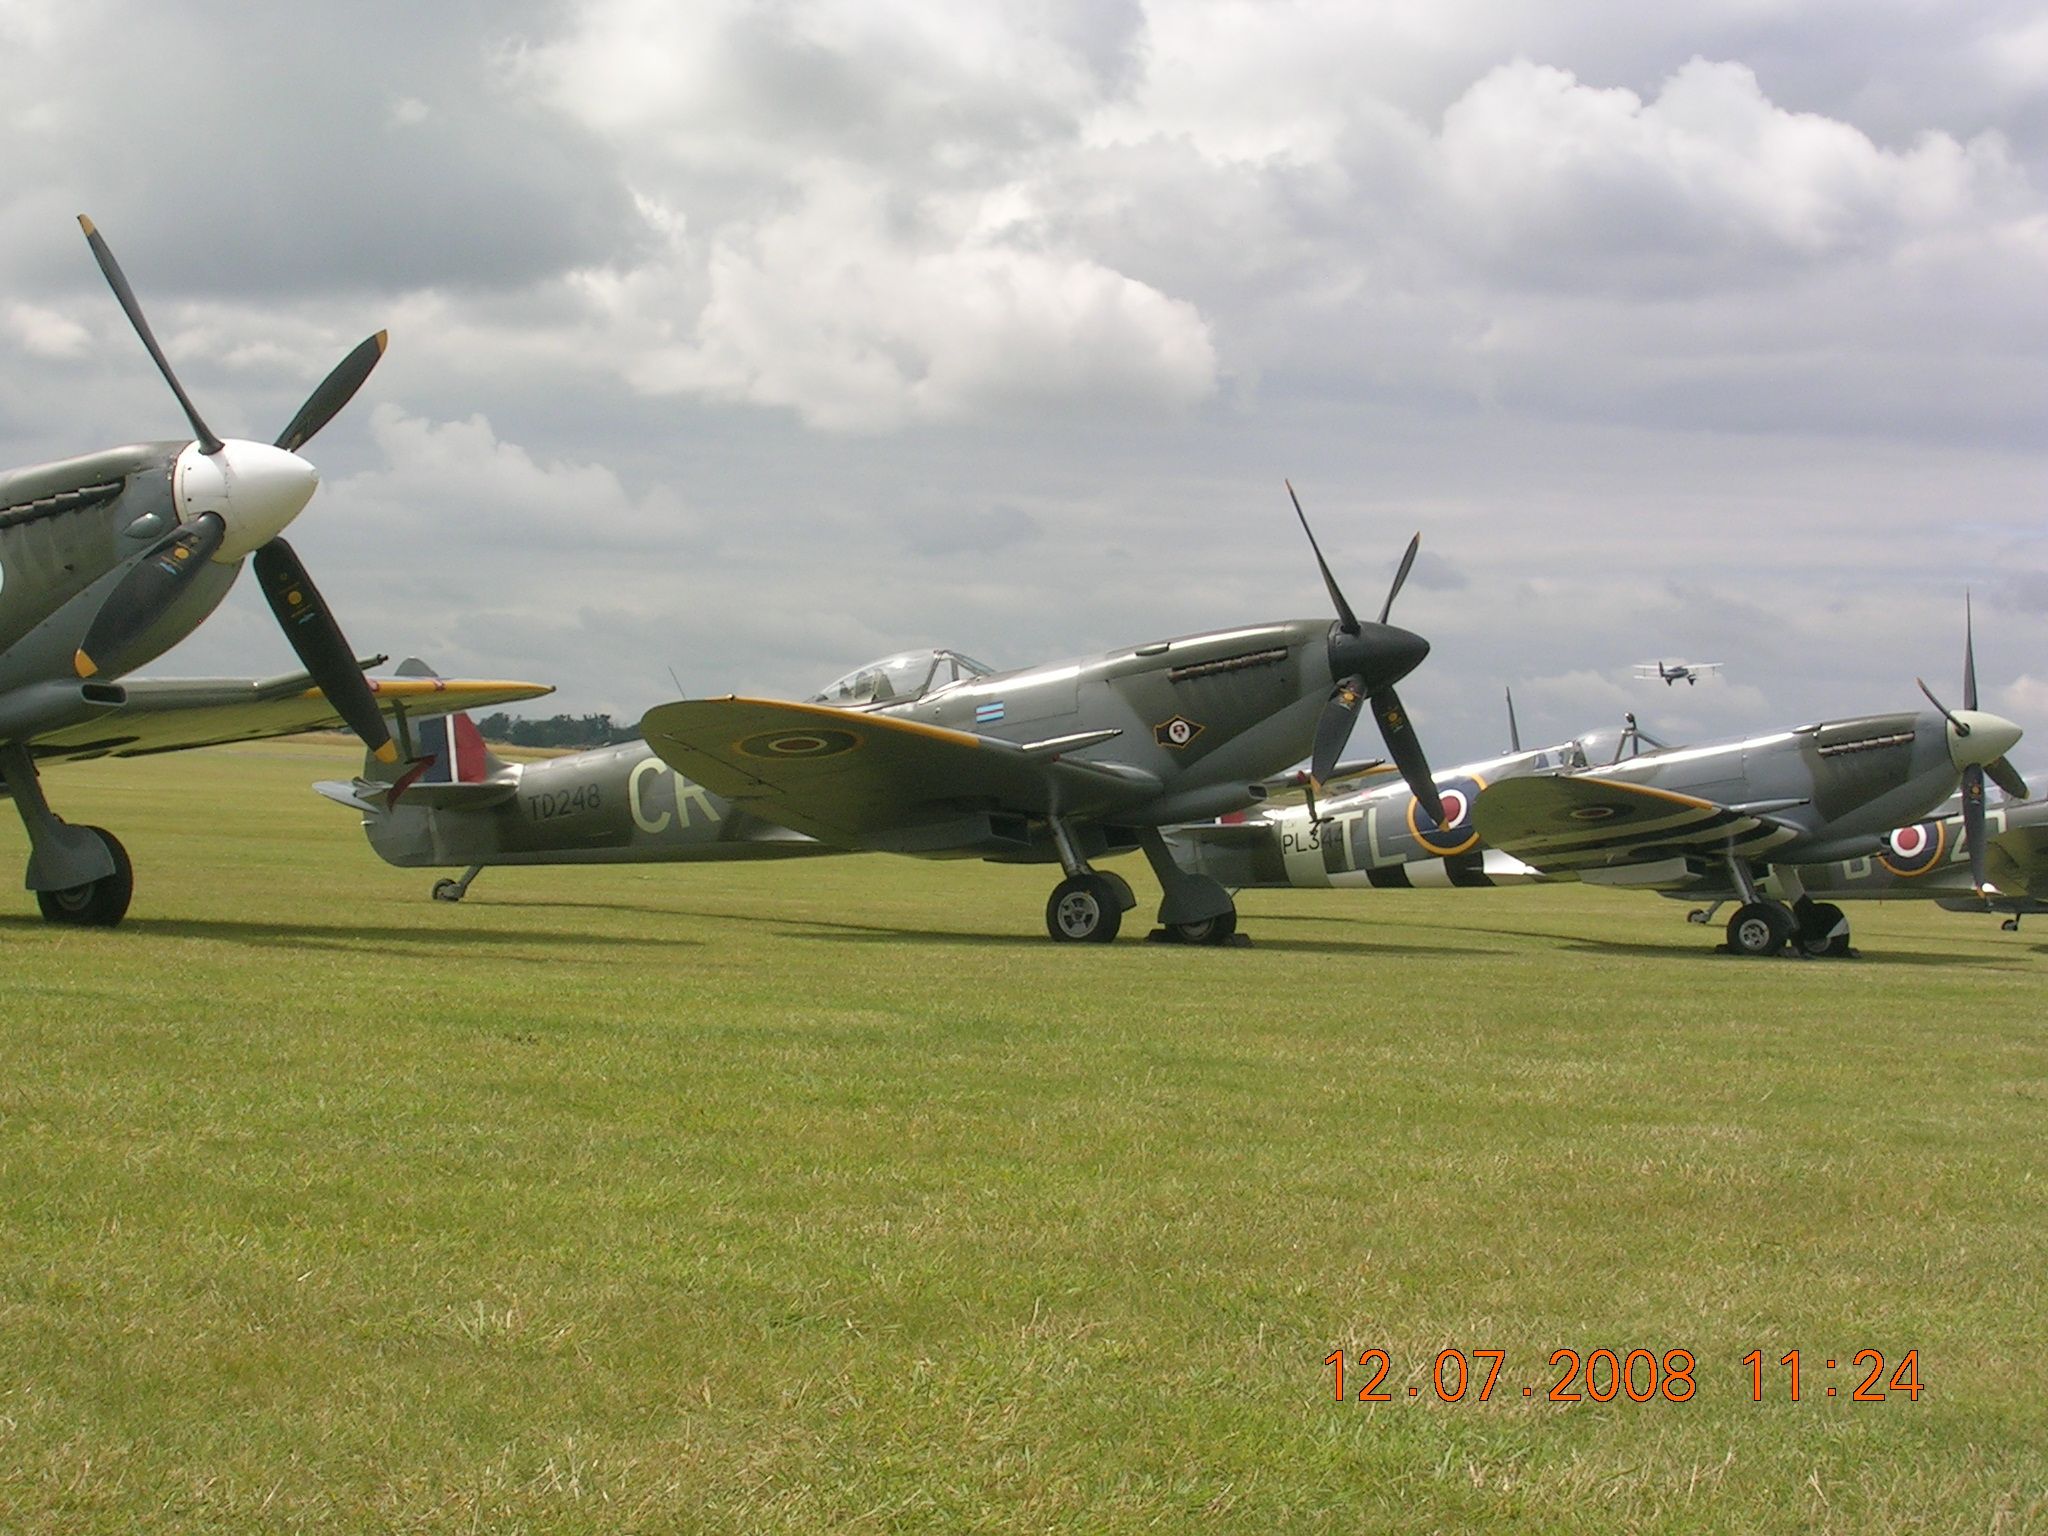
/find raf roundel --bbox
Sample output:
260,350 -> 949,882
1406,773 -> 1485,857
1153,715 -> 1204,750
735,727 -> 863,761
1876,820 -> 1947,878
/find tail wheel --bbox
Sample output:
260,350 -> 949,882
1725,901 -> 1792,958
35,826 -> 134,928
1047,874 -> 1122,944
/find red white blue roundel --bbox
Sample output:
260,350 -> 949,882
1876,820 -> 1947,878
1406,774 -> 1485,857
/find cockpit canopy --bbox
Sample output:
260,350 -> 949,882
807,648 -> 996,707
1569,720 -> 1669,769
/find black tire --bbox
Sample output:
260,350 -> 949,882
35,826 -> 134,928
1726,901 -> 1791,958
1794,900 -> 1851,958
1047,875 -> 1123,944
1169,907 -> 1238,946
432,879 -> 465,903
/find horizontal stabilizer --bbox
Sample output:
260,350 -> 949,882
314,777 -> 517,814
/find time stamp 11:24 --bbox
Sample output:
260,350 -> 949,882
1324,1349 -> 1924,1404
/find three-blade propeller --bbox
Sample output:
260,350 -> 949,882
1916,595 -> 2028,893
71,217 -> 397,764
1287,481 -> 1443,826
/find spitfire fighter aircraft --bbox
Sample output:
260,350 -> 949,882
324,489 -> 1449,944
1634,659 -> 1722,687
1170,624 -> 2025,957
0,218 -> 545,924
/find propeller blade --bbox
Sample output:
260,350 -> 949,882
275,331 -> 388,454
77,215 -> 222,456
252,539 -> 397,763
1285,479 -> 1358,633
1917,677 -> 1967,735
1369,685 -> 1445,826
1506,686 -> 1521,754
1987,756 -> 2029,800
1963,592 -> 1978,712
74,512 -> 227,678
1962,764 -> 1987,891
1310,676 -> 1366,790
1377,531 -> 1420,625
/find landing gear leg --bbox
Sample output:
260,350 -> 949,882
1721,858 -> 1793,957
1,745 -> 132,927
432,865 -> 484,903
1134,826 -> 1242,946
1686,902 -> 1724,926
1043,816 -> 1135,944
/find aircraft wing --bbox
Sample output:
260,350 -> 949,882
640,696 -> 1158,848
24,670 -> 552,766
1985,821 -> 2048,899
1473,774 -> 1800,874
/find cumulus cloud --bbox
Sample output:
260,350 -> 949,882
1432,58 -> 2028,288
615,174 -> 1217,430
339,404 -> 698,553
5,301 -> 90,359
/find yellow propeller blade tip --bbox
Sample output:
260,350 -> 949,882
76,214 -> 95,236
74,650 -> 98,678
373,742 -> 401,765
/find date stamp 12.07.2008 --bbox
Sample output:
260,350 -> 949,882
1324,1348 -> 1923,1405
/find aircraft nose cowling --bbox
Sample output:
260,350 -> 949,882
1947,710 -> 2024,771
174,439 -> 320,563
1332,622 -> 1430,688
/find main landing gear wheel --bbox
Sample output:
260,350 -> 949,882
1793,899 -> 1852,958
1163,908 -> 1239,946
1047,874 -> 1123,944
1725,900 -> 1794,958
34,826 -> 133,928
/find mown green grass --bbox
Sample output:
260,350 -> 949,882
0,741 -> 2042,1532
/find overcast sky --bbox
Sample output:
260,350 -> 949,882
4,0 -> 2045,769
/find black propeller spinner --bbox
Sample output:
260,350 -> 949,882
1286,481 -> 1443,826
71,217 -> 398,764
1916,595 -> 2028,893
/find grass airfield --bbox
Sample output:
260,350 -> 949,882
0,740 -> 2043,1533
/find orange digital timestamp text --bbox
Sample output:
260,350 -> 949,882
1325,1348 -> 1924,1404
1325,1349 -> 1698,1404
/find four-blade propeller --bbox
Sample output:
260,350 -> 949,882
1286,481 -> 1443,826
1917,595 -> 2029,894
71,217 -> 397,764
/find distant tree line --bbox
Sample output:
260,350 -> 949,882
473,712 -> 642,748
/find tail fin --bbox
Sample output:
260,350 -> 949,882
319,658 -> 515,809
373,656 -> 511,788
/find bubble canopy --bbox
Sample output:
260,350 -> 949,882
807,649 -> 996,707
